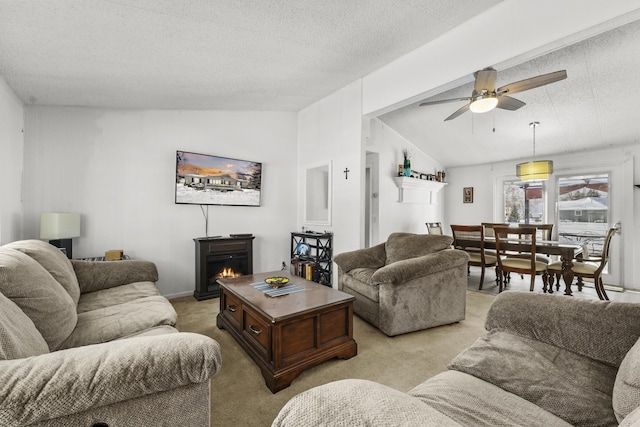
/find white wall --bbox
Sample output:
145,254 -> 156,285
444,144 -> 639,289
22,107 -> 298,297
368,119 -> 446,241
297,80 -> 363,285
0,77 -> 24,244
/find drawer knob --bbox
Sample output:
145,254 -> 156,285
248,325 -> 262,336
227,305 -> 237,313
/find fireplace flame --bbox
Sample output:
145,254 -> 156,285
218,267 -> 240,278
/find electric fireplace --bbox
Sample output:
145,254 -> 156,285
194,236 -> 254,300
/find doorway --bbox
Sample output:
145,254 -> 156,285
365,152 -> 379,248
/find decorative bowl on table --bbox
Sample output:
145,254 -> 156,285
265,277 -> 289,289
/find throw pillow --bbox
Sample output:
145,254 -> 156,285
5,239 -> 81,304
385,233 -> 453,265
0,292 -> 49,360
613,337 -> 640,423
0,247 -> 78,351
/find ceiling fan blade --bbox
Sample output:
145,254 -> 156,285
497,70 -> 567,96
496,95 -> 526,111
444,103 -> 471,121
420,97 -> 470,107
474,68 -> 497,92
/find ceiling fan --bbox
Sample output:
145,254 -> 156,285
419,67 -> 567,121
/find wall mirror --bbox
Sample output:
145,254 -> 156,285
304,162 -> 332,225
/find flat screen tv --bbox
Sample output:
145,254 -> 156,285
175,150 -> 262,206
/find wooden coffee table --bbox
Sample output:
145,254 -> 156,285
216,271 -> 357,393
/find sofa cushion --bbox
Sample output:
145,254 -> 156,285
0,247 -> 77,351
385,233 -> 453,265
77,281 -> 161,313
59,295 -> 178,349
484,291 -> 640,367
409,371 -> 572,427
448,329 -> 618,427
71,259 -> 159,294
342,268 -> 379,302
115,325 -> 178,340
0,291 -> 49,360
613,337 -> 640,422
5,239 -> 80,304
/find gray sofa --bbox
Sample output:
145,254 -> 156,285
273,291 -> 640,426
0,239 -> 221,427
334,233 -> 469,336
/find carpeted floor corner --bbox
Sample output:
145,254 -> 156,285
170,290 -> 495,427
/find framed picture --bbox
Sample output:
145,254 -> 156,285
463,187 -> 474,203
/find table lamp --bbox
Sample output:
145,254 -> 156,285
40,213 -> 81,259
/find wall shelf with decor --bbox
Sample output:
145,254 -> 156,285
290,232 -> 332,287
393,177 -> 447,204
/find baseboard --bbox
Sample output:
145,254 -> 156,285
165,290 -> 196,300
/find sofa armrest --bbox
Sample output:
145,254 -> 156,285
71,259 -> 159,293
0,332 -> 221,426
273,379 -> 462,427
334,243 -> 386,272
371,249 -> 469,285
485,291 -> 640,367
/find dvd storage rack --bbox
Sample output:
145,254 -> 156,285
290,231 -> 333,287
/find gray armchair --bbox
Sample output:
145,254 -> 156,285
334,233 -> 469,336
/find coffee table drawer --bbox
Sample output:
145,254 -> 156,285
221,291 -> 242,328
242,307 -> 271,358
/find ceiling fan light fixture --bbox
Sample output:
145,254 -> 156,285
469,95 -> 498,113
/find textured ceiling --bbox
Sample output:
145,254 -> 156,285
0,0 -> 501,110
1,1 -> 639,169
380,18 -> 640,167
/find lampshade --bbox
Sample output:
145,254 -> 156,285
516,160 -> 554,181
40,213 -> 81,239
469,96 -> 498,113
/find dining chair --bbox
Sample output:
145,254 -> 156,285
451,225 -> 497,290
546,227 -> 617,300
426,222 -> 443,235
481,223 -> 509,238
493,226 -> 549,292
516,223 -> 555,269
481,222 -> 510,281
517,223 -> 554,240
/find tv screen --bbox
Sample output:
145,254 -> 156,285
175,150 -> 262,206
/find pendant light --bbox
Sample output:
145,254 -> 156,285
516,121 -> 553,181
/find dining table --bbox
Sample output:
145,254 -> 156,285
455,235 -> 584,296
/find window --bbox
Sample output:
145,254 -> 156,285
556,174 -> 610,259
503,180 -> 545,224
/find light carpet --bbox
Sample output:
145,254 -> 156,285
170,290 -> 496,427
